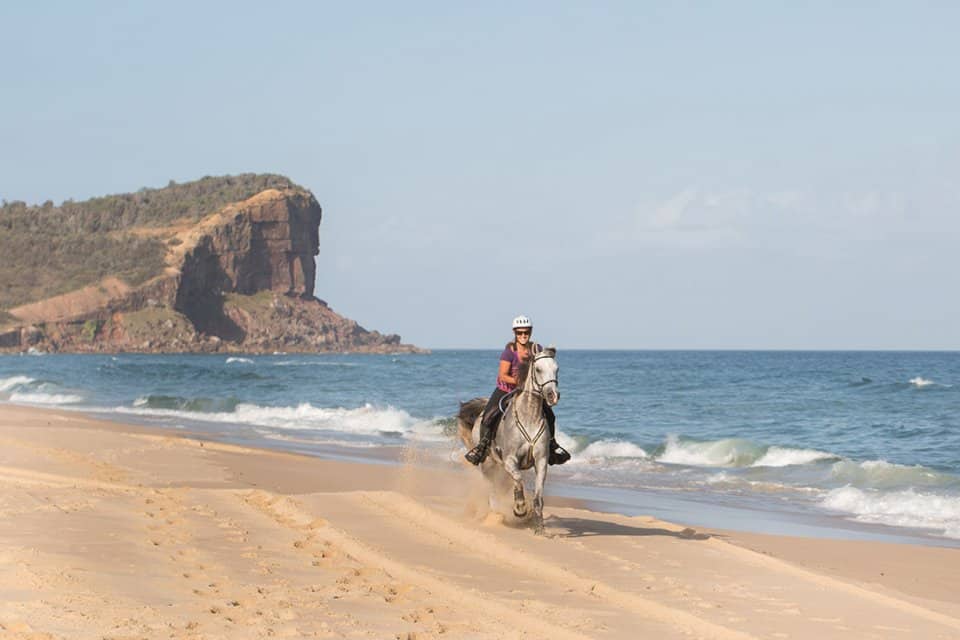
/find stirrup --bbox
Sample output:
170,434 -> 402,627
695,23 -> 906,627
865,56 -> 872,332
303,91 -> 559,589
465,439 -> 490,465
549,442 -> 571,466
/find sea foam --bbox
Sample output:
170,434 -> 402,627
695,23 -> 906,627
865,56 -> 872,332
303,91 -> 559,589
574,439 -> 648,461
115,401 -> 445,441
821,486 -> 960,539
0,375 -> 35,392
1,376 -> 83,405
752,446 -> 837,468
9,391 -> 84,405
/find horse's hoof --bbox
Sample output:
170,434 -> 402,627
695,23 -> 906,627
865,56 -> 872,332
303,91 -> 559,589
513,506 -> 528,518
534,525 -> 545,536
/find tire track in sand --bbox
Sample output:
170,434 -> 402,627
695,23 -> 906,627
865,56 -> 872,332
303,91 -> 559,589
351,491 -> 760,640
706,534 -> 960,633
243,489 -> 758,640
356,492 -> 960,638
240,489 -> 599,640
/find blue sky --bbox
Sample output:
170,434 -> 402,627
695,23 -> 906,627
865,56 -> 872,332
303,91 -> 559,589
2,2 -> 958,349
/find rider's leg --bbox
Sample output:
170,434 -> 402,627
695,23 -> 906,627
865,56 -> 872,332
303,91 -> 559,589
465,389 -> 506,465
543,403 -> 571,465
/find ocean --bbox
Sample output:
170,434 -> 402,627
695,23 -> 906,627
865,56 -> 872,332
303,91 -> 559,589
2,350 -> 959,545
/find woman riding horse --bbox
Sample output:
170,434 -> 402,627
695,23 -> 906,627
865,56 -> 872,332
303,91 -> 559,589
464,315 -> 571,466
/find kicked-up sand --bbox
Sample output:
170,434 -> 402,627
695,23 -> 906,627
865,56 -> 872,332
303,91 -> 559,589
0,405 -> 958,639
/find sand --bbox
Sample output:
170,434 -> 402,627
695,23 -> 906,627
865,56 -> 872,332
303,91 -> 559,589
0,406 -> 957,639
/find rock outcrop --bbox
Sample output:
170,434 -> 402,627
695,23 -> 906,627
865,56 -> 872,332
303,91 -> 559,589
0,185 -> 422,354
169,188 -> 324,340
175,189 -> 321,305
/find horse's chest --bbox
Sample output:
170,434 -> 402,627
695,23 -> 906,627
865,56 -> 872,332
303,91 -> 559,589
493,444 -> 537,470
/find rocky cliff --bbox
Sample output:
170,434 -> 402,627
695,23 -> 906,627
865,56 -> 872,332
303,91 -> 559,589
0,180 -> 421,354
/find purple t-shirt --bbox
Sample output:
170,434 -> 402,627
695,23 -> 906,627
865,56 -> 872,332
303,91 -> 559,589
496,343 -> 541,392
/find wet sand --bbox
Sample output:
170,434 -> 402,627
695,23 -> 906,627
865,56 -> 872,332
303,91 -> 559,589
0,405 -> 958,639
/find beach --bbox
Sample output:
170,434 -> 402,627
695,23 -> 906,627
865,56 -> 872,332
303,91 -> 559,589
0,405 -> 958,639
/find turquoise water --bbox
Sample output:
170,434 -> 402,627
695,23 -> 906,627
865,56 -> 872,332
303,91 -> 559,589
2,350 -> 959,543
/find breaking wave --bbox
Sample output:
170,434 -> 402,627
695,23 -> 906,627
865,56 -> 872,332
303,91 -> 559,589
829,459 -> 957,490
646,436 -> 838,469
752,446 -> 838,468
657,435 -> 764,467
905,376 -> 952,390
821,487 -> 960,539
8,391 -> 84,405
573,439 -> 648,461
563,434 -> 846,470
0,375 -> 35,392
0,375 -> 84,405
116,399 -> 445,441
133,395 -> 241,413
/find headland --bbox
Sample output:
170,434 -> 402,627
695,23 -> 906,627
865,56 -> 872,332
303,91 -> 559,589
0,175 -> 422,354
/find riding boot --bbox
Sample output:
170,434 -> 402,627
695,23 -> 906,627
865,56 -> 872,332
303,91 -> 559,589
545,405 -> 571,466
465,407 -> 500,465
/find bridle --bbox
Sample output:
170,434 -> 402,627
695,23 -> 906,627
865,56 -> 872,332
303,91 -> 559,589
527,351 -> 558,398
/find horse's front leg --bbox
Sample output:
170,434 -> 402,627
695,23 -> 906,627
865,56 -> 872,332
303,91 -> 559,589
532,449 -> 548,535
503,454 -> 527,518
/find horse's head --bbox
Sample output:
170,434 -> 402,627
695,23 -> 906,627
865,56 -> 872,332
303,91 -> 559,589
530,347 -> 560,406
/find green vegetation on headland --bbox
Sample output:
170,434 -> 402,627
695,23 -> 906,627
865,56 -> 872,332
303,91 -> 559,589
0,174 -> 298,310
0,233 -> 167,310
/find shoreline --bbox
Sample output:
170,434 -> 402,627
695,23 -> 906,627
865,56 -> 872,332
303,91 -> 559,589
13,398 -> 960,550
52,400 -> 960,549
4,349 -> 959,549
1,404 -> 958,638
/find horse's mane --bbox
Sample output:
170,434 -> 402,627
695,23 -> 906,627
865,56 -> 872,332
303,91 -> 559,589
518,360 -> 531,386
513,343 -> 557,387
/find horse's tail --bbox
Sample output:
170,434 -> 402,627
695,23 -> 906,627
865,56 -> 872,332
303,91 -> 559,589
457,397 -> 486,448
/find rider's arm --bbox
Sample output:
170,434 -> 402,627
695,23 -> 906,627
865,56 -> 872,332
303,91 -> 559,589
497,359 -> 518,386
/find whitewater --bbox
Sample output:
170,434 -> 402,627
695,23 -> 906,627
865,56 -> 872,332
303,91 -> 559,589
1,350 -> 958,544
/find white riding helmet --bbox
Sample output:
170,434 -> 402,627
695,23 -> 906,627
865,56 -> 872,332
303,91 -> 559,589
512,315 -> 533,330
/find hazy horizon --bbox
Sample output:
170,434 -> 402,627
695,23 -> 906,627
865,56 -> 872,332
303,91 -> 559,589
2,3 -> 958,350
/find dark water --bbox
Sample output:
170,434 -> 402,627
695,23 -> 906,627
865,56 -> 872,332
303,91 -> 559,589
2,350 -> 958,543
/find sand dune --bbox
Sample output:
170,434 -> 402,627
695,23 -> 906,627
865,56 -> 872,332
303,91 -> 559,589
0,406 -> 957,639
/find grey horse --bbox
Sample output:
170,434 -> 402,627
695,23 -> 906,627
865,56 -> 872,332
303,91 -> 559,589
458,347 -> 560,535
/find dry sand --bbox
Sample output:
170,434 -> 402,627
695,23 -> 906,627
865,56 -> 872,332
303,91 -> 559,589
0,405 -> 957,639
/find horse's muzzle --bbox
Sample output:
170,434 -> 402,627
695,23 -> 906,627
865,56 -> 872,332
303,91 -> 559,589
545,390 -> 560,406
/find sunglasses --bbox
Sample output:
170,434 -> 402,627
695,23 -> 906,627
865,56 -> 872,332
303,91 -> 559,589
514,330 -> 532,336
